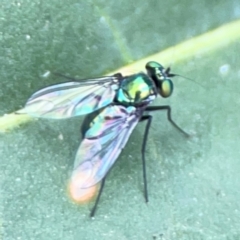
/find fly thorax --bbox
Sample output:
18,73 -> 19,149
115,73 -> 156,105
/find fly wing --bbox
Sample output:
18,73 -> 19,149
69,105 -> 143,200
18,76 -> 120,119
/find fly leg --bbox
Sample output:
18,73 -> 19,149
90,178 -> 106,217
139,115 -> 153,203
139,105 -> 190,203
145,105 -> 190,137
91,114 -> 155,214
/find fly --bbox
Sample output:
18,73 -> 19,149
18,61 -> 190,217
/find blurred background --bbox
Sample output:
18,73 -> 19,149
1,0 -> 240,239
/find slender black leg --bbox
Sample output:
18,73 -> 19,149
139,115 -> 153,203
90,177 -> 106,217
145,105 -> 190,137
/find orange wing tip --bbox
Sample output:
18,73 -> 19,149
68,172 -> 98,204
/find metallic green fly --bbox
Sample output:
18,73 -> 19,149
19,61 -> 189,217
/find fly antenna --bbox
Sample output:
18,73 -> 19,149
164,67 -> 205,89
173,73 -> 206,89
164,67 -> 176,78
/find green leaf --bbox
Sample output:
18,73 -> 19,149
1,1 -> 240,239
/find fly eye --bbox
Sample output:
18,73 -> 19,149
146,61 -> 163,71
146,61 -> 160,69
159,79 -> 173,98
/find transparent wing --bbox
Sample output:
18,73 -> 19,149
18,75 -> 120,119
70,105 -> 142,195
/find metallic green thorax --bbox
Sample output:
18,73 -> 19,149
115,73 -> 156,105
